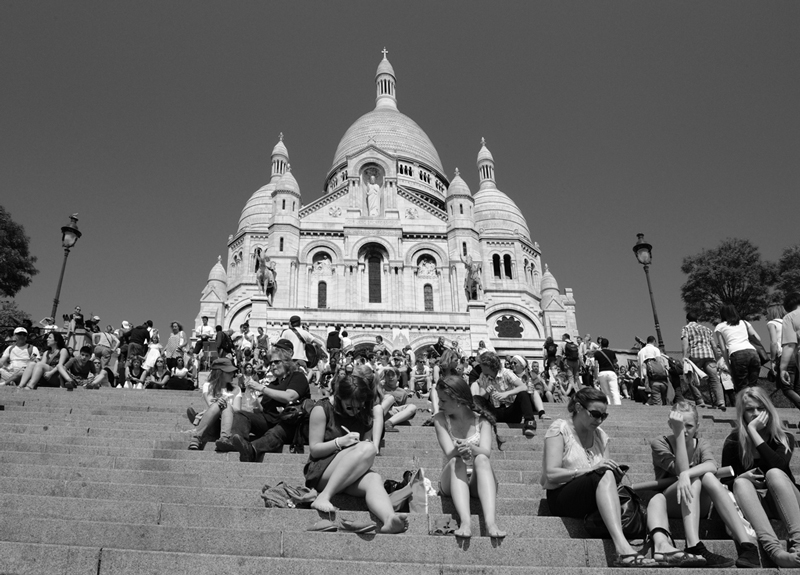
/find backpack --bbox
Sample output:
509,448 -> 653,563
644,356 -> 669,381
291,328 -> 318,366
564,341 -> 579,361
221,331 -> 234,353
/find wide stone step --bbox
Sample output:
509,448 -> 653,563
4,542 -> 778,575
0,514 -> 744,568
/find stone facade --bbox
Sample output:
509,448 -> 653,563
195,52 -> 578,359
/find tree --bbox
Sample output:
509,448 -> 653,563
0,205 -> 38,298
775,244 -> 800,303
681,238 -> 776,323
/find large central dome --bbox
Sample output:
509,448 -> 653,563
330,52 -> 444,175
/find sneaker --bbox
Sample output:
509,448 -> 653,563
215,438 -> 235,453
523,419 -> 536,438
735,542 -> 761,568
230,434 -> 256,463
685,542 -> 735,568
188,436 -> 202,450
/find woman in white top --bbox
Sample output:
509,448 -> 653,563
767,303 -> 799,409
713,304 -> 762,393
189,358 -> 241,450
542,388 -> 659,567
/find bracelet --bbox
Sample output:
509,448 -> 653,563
334,437 -> 341,451
573,468 -> 578,479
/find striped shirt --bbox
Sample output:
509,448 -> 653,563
681,322 -> 715,359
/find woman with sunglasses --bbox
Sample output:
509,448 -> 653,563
434,375 -> 505,538
188,357 -> 240,450
305,375 -> 408,534
646,401 -> 757,567
145,357 -> 170,389
722,387 -> 800,567
542,387 -> 656,567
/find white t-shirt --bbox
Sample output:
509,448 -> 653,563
637,344 -> 661,379
1,344 -> 40,371
714,321 -> 755,356
281,326 -> 312,362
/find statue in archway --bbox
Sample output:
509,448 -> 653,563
256,253 -> 278,306
365,174 -> 380,217
461,253 -> 483,301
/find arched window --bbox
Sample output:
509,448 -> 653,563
282,199 -> 286,210
317,281 -> 327,309
459,204 -> 463,215
279,237 -> 284,252
368,255 -> 381,303
503,255 -> 513,279
462,242 -> 467,257
423,284 -> 434,311
254,248 -> 263,272
292,201 -> 296,211
492,254 -> 501,278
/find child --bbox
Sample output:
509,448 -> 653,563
142,333 -> 163,375
433,375 -> 505,538
717,357 -> 736,407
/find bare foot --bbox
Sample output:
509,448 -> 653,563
379,513 -> 408,534
454,522 -> 472,538
486,526 -> 506,538
310,497 -> 338,514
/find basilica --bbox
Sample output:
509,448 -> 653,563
196,52 -> 578,359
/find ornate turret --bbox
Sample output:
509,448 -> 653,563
375,48 -> 397,111
477,137 -> 496,191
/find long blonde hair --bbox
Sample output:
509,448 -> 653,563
735,387 -> 790,469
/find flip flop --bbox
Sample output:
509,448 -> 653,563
613,553 -> 657,568
307,519 -> 338,532
339,518 -> 377,533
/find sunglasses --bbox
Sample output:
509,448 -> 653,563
580,402 -> 609,421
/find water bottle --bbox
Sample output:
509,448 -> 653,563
486,384 -> 501,408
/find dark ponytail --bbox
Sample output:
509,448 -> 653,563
437,375 -> 504,451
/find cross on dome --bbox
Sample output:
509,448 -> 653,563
480,137 -> 486,147
381,47 -> 388,58
279,132 -> 283,141
454,168 -> 460,177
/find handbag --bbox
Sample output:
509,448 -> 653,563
583,480 -> 647,540
745,322 -> 770,366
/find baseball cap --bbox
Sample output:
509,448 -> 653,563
13,327 -> 27,335
121,321 -> 131,330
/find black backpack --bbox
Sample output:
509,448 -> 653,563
221,331 -> 234,353
564,341 -> 579,361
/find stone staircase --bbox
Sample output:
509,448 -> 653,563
0,385 -> 796,574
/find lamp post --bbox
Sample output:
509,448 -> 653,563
50,214 -> 82,321
632,233 -> 665,351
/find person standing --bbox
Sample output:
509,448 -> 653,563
281,315 -> 312,368
638,336 -> 669,406
193,316 -> 215,356
92,324 -> 119,370
681,312 -> 724,410
780,293 -> 800,392
560,334 -> 582,393
163,321 -> 187,370
594,338 -> 621,405
713,305 -> 762,392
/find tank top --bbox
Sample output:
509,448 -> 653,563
445,413 -> 481,471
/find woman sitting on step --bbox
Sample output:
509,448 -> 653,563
647,401 -> 758,567
188,357 -> 240,450
305,375 -> 408,534
18,332 -> 71,390
722,386 -> 800,568
542,387 -> 659,567
434,375 -> 505,538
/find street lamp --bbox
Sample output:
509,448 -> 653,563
50,214 -> 83,321
632,233 -> 665,351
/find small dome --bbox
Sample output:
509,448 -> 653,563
272,135 -> 288,159
237,183 -> 275,233
275,167 -> 299,194
376,52 -> 395,78
540,264 -> 558,292
446,168 -> 471,198
208,256 -> 227,285
473,188 -> 531,241
477,139 -> 494,163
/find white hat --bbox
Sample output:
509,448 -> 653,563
121,321 -> 131,329
13,327 -> 27,335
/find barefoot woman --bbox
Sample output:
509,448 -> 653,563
305,375 -> 408,534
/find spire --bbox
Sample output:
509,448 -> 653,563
375,48 -> 397,110
271,133 -> 289,180
477,137 -> 496,191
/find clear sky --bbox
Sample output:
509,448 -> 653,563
2,1 -> 798,350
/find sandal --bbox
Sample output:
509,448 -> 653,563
645,527 -> 706,567
307,519 -> 338,532
612,553 -> 657,568
339,518 -> 376,533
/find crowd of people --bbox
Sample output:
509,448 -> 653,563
2,293 -> 800,561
